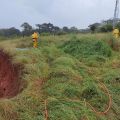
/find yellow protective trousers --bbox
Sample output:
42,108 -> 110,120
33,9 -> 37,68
33,39 -> 38,48
114,34 -> 119,39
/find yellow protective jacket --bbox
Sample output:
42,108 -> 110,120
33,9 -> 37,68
113,29 -> 119,34
113,29 -> 120,38
32,32 -> 39,39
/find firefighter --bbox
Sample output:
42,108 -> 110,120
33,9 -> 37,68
32,32 -> 39,48
113,28 -> 120,39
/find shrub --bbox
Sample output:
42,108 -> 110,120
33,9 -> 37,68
61,37 -> 112,59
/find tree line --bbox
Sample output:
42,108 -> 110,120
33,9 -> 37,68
89,18 -> 120,33
1,19 -> 120,37
0,22 -> 80,37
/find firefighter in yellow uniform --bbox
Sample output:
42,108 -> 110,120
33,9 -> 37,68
113,28 -> 120,39
32,32 -> 39,48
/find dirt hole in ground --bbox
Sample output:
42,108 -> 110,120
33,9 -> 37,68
0,50 -> 24,99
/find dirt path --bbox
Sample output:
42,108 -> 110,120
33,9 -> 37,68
0,50 -> 21,98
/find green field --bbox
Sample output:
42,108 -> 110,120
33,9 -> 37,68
0,33 -> 119,120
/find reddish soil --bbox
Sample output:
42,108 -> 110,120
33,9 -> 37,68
0,50 -> 22,98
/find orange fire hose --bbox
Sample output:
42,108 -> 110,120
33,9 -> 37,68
44,100 -> 48,120
86,81 -> 112,115
44,81 -> 112,119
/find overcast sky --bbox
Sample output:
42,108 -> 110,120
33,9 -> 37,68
0,0 -> 116,29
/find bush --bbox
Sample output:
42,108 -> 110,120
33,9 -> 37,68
99,24 -> 113,33
61,37 -> 112,59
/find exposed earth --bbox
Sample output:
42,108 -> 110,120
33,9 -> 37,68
0,50 -> 22,98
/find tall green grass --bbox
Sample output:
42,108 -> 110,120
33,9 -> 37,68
0,33 -> 119,120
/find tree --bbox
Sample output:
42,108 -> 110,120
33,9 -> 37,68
70,27 -> 78,33
89,25 -> 96,33
36,23 -> 52,33
115,22 -> 120,30
21,22 -> 33,36
89,23 -> 100,33
0,27 -> 21,37
36,23 -> 60,35
21,22 -> 32,31
51,26 -> 60,34
106,24 -> 113,32
36,24 -> 42,33
7,27 -> 21,36
63,26 -> 70,33
100,24 -> 113,32
100,26 -> 107,32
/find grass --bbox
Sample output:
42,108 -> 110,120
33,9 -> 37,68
0,33 -> 119,120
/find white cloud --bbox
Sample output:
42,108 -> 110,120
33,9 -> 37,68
0,0 -> 116,29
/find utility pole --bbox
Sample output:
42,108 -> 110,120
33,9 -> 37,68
113,0 -> 119,29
